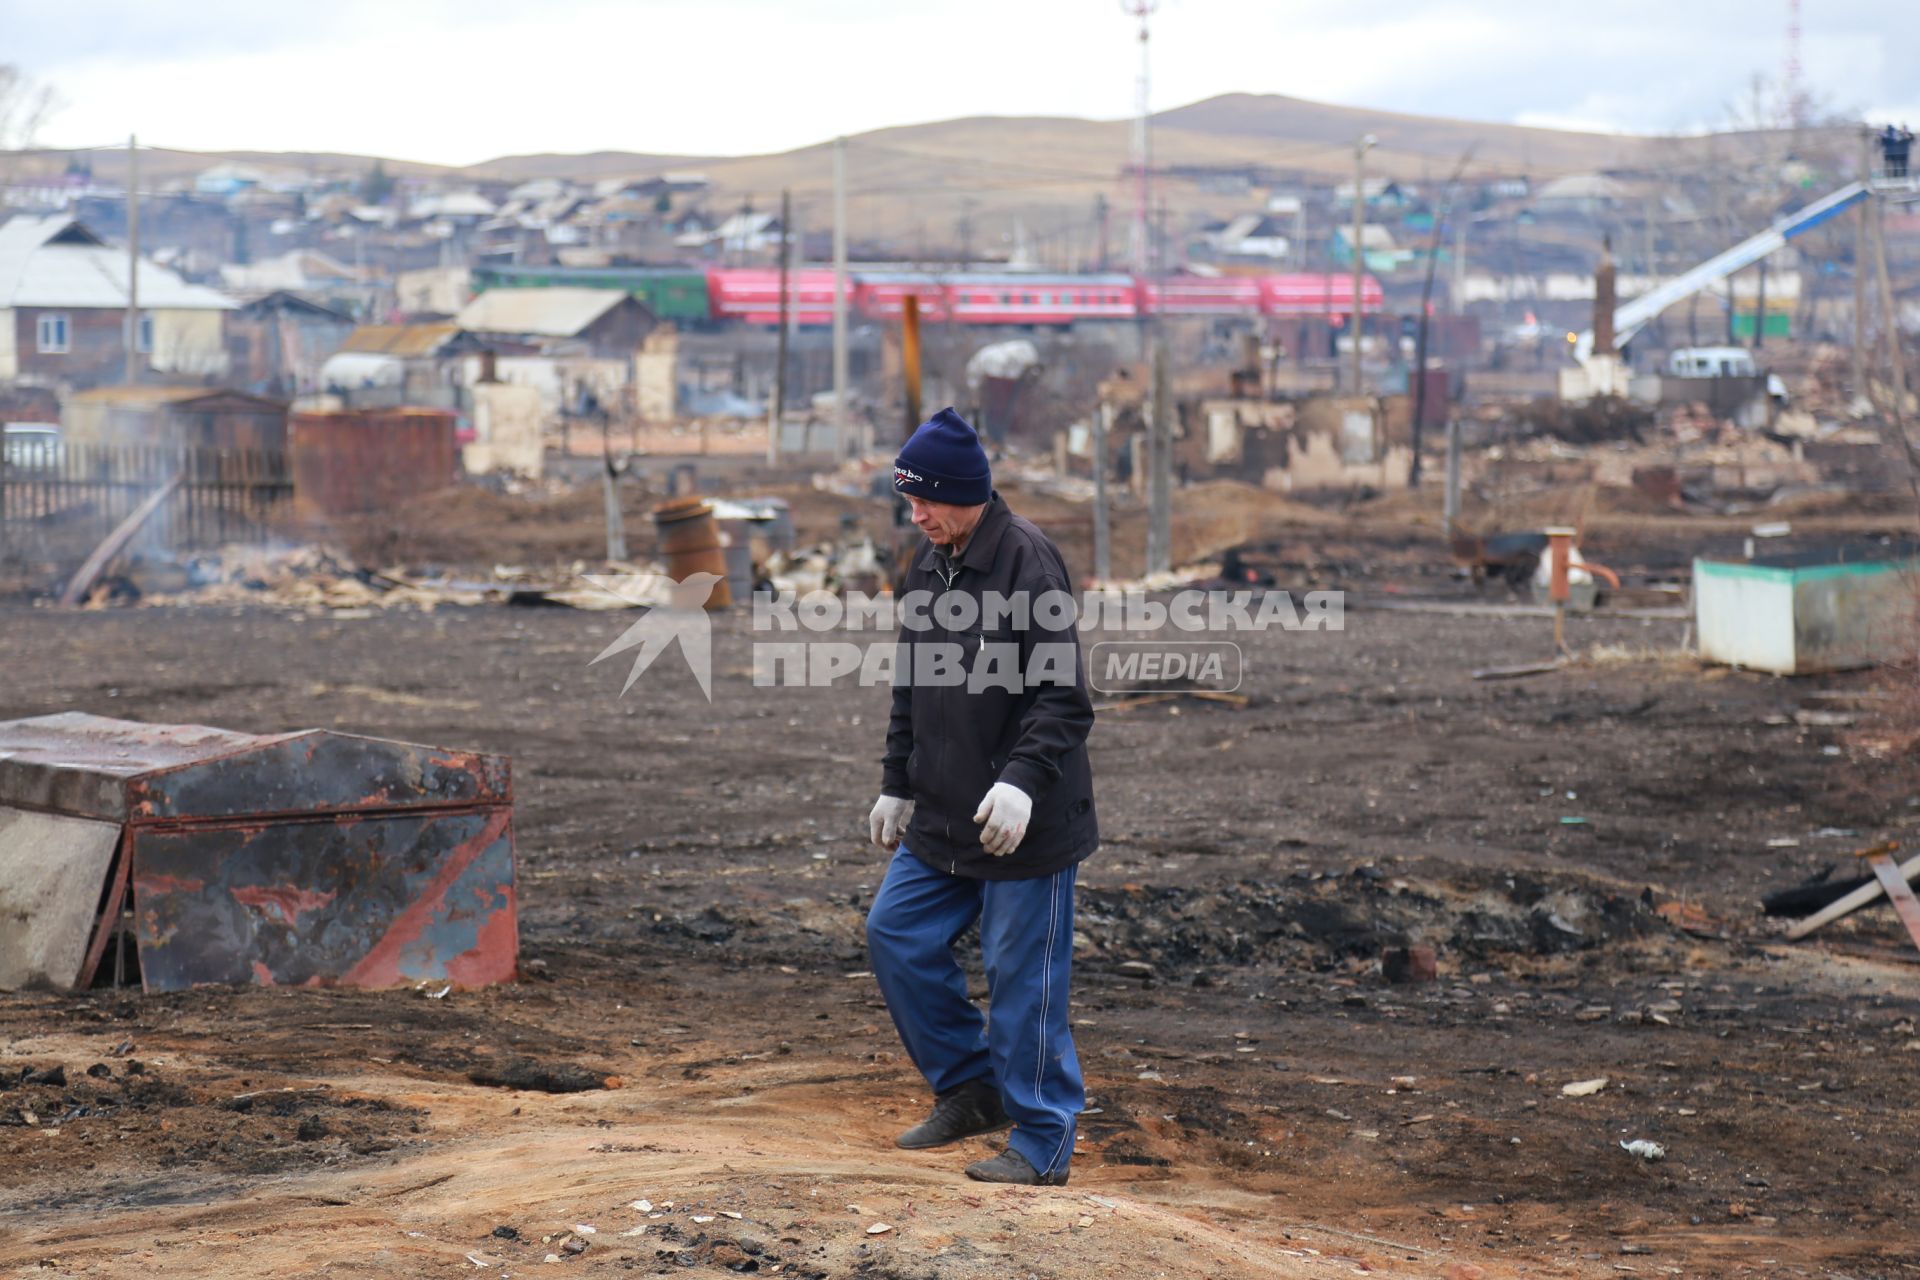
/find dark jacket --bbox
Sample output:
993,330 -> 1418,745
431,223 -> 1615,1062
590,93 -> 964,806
881,493 -> 1098,879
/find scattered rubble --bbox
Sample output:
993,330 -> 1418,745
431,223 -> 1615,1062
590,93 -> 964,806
466,1060 -> 622,1094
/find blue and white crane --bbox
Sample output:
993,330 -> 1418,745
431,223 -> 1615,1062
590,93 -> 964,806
1573,181 -> 1871,364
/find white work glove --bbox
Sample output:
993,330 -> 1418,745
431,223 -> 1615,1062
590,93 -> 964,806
869,795 -> 915,851
973,782 -> 1032,857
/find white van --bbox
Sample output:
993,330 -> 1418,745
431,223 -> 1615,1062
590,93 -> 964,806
1666,347 -> 1757,378
2,423 -> 63,470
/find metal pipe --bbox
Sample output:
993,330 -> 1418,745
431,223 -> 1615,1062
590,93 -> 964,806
902,295 -> 922,438
1546,526 -> 1575,656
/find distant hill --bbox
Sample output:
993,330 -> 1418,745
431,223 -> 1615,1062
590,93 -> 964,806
645,97 -> 1663,254
3,145 -> 712,187
3,93 -> 1832,258
5,147 -> 457,185
457,150 -> 721,181
1148,93 -> 1652,175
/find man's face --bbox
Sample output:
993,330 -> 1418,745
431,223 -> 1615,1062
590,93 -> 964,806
905,495 -> 985,548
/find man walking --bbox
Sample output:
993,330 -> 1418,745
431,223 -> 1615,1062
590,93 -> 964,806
866,407 -> 1098,1187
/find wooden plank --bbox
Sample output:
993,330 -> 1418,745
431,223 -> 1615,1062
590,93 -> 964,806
1867,852 -> 1920,953
1473,660 -> 1565,680
58,474 -> 183,607
1786,845 -> 1920,939
1094,692 -> 1181,714
75,830 -> 133,990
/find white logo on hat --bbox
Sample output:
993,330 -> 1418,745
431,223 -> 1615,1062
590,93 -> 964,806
894,466 -> 924,486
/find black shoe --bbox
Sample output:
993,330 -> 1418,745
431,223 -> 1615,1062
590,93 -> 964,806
895,1078 -> 1010,1150
964,1147 -> 1069,1186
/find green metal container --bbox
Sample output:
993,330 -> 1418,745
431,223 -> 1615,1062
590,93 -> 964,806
1694,552 -> 1919,674
471,265 -> 710,323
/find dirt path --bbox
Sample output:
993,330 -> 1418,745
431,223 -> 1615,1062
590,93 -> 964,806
3,570 -> 1919,1278
0,1025 -> 1493,1280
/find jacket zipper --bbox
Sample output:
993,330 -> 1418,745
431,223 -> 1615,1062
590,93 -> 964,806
936,553 -> 960,871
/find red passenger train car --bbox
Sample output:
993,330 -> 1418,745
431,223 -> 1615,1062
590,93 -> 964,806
705,268 -> 842,326
1140,275 -> 1263,317
853,272 -> 1138,326
701,268 -> 1381,327
1257,273 -> 1384,316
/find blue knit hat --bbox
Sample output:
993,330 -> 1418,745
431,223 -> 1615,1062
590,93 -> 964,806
894,407 -> 991,506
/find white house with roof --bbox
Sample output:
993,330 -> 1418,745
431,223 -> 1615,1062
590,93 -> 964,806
0,215 -> 235,387
674,210 -> 782,254
455,286 -> 653,359
1211,213 -> 1292,260
408,192 -> 498,222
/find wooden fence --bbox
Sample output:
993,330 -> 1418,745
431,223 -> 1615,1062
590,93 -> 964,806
0,444 -> 294,570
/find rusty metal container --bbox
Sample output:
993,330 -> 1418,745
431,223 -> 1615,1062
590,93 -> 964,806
63,387 -> 291,452
653,495 -> 732,609
289,408 -> 459,516
0,713 -> 516,993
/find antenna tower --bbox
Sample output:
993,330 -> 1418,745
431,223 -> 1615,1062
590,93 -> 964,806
1120,0 -> 1157,280
1784,0 -> 1807,129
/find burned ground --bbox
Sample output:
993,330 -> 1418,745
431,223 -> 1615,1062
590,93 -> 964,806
2,559 -> 1919,1278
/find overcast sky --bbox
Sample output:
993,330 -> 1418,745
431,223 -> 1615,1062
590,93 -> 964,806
4,0 -> 1914,166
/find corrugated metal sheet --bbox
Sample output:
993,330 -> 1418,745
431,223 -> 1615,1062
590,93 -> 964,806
133,808 -> 516,989
456,286 -> 626,337
0,215 -> 236,310
289,408 -> 458,515
339,323 -> 462,357
66,386 -> 220,407
0,714 -> 277,820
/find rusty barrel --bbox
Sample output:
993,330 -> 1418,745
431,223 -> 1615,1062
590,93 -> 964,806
653,496 -> 732,609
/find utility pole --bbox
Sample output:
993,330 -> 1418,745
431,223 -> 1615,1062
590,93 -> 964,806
1784,0 -> 1807,131
957,197 -> 976,264
1872,188 -> 1907,412
1411,144 -> 1476,488
1092,403 -> 1112,582
832,137 -> 851,456
123,134 -> 140,385
1443,417 -> 1462,542
1350,134 -> 1376,395
1155,197 -> 1169,281
1854,127 -> 1872,404
602,437 -> 629,564
1864,183 -> 1920,528
1146,338 -> 1171,576
767,189 -> 790,467
1451,214 -> 1466,305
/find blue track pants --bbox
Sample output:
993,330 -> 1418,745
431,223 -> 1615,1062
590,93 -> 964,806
865,846 -> 1083,1178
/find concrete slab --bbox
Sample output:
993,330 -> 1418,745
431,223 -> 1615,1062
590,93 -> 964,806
0,805 -> 121,990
